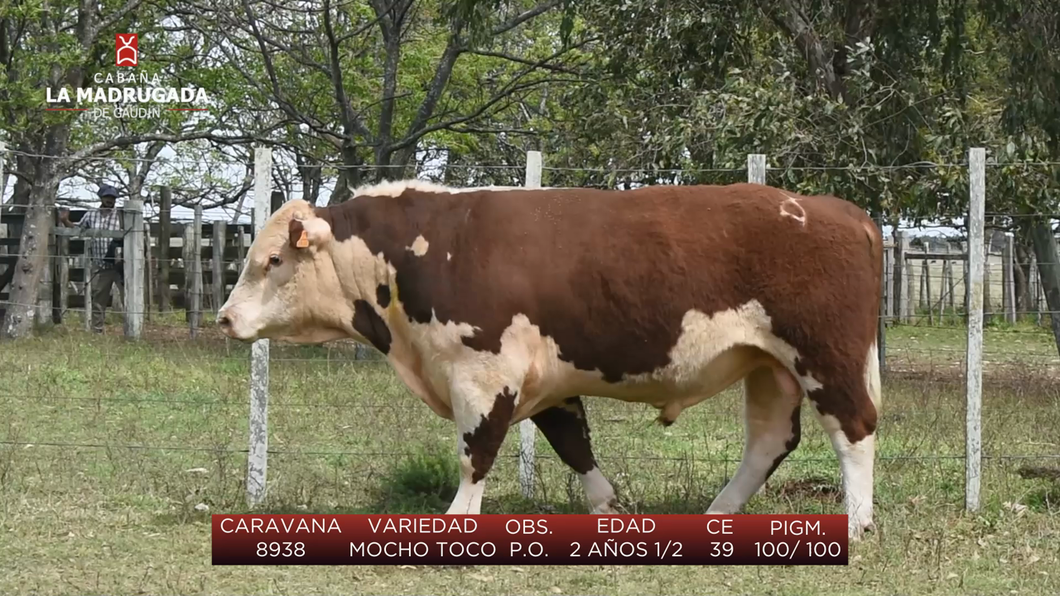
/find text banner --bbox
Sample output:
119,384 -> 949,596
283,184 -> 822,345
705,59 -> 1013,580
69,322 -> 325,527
212,514 -> 848,566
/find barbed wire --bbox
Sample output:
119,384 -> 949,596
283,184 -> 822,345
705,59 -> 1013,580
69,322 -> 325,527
2,440 -> 1057,464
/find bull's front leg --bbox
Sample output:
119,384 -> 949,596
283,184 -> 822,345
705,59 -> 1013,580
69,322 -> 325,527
445,375 -> 520,515
530,396 -> 621,514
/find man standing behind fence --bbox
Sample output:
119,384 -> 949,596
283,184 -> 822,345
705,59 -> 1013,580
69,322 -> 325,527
59,184 -> 124,333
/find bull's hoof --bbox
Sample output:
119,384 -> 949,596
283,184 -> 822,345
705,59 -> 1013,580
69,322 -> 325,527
848,519 -> 876,542
591,499 -> 627,515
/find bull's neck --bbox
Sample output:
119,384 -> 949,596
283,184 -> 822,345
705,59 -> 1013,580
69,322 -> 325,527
311,199 -> 401,309
313,199 -> 421,369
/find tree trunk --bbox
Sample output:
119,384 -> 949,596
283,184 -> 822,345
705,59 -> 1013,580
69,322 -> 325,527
5,153 -> 34,241
1,160 -> 62,339
328,147 -> 365,205
1028,220 -> 1060,358
1,125 -> 71,339
298,159 -> 322,205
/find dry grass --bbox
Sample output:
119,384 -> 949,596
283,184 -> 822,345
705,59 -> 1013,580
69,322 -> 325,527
0,315 -> 1058,595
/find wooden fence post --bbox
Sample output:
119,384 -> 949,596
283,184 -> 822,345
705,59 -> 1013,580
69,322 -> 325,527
965,147 -> 986,512
906,249 -> 916,323
923,259 -> 933,325
270,190 -> 284,215
918,255 -> 926,313
144,221 -> 153,323
82,250 -> 92,332
946,245 -> 956,321
247,146 -> 273,508
1030,252 -> 1041,325
235,223 -> 247,277
212,220 -> 227,312
883,244 -> 894,324
1003,232 -> 1016,324
122,199 -> 144,339
52,207 -> 69,325
189,204 -> 203,337
983,238 -> 992,324
158,187 -> 172,312
895,231 -> 908,323
182,224 -> 193,319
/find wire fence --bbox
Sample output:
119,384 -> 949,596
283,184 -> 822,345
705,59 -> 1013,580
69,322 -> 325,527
1,149 -> 1059,518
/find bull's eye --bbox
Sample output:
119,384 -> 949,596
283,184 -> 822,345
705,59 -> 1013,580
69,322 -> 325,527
267,254 -> 282,270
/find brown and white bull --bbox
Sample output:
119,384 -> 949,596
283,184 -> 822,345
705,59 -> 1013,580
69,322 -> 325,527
217,180 -> 884,540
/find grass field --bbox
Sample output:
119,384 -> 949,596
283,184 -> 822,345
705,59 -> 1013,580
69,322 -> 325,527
1,315 -> 1059,595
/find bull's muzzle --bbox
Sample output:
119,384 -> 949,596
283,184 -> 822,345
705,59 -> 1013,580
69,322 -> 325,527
216,309 -> 235,337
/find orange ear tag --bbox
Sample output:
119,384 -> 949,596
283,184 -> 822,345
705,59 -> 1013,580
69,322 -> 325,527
295,229 -> 309,248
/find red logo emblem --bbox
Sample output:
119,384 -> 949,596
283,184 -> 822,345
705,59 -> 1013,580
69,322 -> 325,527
116,34 -> 138,66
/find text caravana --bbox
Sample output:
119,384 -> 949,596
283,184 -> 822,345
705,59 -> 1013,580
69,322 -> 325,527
45,72 -> 209,105
220,517 -> 342,534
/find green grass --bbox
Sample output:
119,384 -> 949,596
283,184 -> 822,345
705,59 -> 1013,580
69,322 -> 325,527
1,317 -> 1059,595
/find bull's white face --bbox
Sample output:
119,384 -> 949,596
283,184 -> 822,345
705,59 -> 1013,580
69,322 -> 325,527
217,201 -> 352,344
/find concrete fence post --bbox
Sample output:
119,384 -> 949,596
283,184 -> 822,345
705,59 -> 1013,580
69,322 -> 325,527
965,147 -> 986,512
247,146 -> 273,508
518,150 -> 543,501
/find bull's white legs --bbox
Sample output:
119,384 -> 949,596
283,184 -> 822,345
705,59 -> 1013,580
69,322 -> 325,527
581,467 -> 619,513
446,468 -> 486,514
817,414 -> 876,539
444,374 -> 520,516
707,366 -> 802,514
814,344 -> 880,540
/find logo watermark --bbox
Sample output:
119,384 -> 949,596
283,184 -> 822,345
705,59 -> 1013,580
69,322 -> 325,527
44,33 -> 210,120
116,34 -> 138,67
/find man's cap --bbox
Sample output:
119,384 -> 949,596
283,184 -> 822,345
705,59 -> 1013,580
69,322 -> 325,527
97,184 -> 120,198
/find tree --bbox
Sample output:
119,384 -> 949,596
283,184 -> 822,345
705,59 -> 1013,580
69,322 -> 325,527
980,0 -> 1060,354
175,0 -> 585,203
0,0 -> 273,338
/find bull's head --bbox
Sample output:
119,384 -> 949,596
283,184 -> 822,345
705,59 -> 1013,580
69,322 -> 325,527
217,200 -> 353,344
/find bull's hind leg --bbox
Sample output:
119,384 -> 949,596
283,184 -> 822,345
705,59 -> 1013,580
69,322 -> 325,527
445,377 -> 520,515
706,365 -> 802,514
811,342 -> 882,540
531,396 -> 619,513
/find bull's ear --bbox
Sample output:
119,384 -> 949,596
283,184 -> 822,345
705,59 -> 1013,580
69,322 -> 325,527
288,216 -> 332,250
289,218 -> 309,249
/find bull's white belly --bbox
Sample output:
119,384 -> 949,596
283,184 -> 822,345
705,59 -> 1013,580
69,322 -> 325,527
390,299 -> 819,425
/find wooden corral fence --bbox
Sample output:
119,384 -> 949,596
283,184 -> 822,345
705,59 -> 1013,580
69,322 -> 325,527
0,187 -> 278,330
881,231 -> 1048,328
